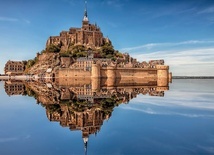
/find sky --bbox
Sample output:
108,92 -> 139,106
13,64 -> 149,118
0,0 -> 214,76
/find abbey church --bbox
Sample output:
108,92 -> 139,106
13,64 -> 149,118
46,3 -> 110,50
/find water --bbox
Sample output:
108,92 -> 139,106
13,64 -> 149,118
0,79 -> 214,155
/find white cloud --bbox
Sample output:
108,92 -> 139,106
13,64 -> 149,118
102,0 -> 124,8
120,40 -> 214,76
121,106 -> 214,118
107,21 -> 118,28
62,0 -> 79,6
198,146 -> 214,153
207,17 -> 214,24
23,19 -> 31,24
0,134 -> 31,143
0,17 -> 30,24
119,89 -> 214,118
198,6 -> 214,14
0,137 -> 18,143
137,90 -> 214,109
0,17 -> 18,22
121,40 -> 214,52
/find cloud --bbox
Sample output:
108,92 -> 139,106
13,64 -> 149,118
136,90 -> 214,109
107,21 -> 118,28
120,40 -> 214,76
198,146 -> 214,153
198,6 -> 214,14
136,48 -> 214,64
121,106 -> 214,118
133,48 -> 214,76
119,88 -> 214,118
61,0 -> 79,6
196,6 -> 214,24
0,137 -> 18,143
121,40 -> 214,52
0,17 -> 30,24
177,7 -> 197,15
0,134 -> 31,143
207,17 -> 214,24
146,3 -> 197,19
23,19 -> 31,24
0,17 -> 18,22
102,0 -> 124,8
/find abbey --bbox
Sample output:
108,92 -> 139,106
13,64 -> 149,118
1,2 -> 172,89
46,4 -> 110,50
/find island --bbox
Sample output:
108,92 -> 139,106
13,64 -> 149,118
1,2 -> 172,89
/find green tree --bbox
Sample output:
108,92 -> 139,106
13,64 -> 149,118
46,44 -> 61,53
59,50 -> 72,57
26,59 -> 35,68
71,45 -> 87,58
101,42 -> 115,56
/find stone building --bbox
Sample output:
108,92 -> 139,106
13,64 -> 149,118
4,81 -> 26,96
46,104 -> 110,153
71,57 -> 94,71
4,60 -> 25,75
70,56 -> 111,71
46,3 -> 110,50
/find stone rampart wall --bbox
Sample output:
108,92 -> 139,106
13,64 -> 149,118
56,77 -> 91,86
57,65 -> 170,87
58,68 -> 91,78
58,67 -> 160,79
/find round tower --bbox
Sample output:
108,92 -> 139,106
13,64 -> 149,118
91,63 -> 100,78
91,63 -> 101,91
106,66 -> 116,87
156,65 -> 169,87
91,78 -> 100,92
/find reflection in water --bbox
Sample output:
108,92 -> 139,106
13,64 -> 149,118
3,78 -> 169,153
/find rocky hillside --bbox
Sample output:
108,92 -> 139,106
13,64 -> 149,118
26,53 -> 60,75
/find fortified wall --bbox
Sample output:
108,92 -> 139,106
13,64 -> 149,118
57,60 -> 172,89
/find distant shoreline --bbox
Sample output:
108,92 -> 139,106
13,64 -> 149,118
172,76 -> 214,79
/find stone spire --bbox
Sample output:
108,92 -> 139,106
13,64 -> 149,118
83,1 -> 89,21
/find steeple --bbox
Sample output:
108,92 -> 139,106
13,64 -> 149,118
83,1 -> 89,21
83,137 -> 88,155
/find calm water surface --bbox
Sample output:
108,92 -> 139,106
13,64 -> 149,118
0,79 -> 214,155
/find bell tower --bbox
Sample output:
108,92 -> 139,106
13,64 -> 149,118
82,1 -> 89,26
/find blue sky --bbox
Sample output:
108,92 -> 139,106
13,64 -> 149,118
0,0 -> 214,76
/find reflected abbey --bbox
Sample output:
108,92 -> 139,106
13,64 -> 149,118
3,78 -> 170,152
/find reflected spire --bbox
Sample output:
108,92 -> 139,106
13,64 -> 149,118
83,137 -> 88,155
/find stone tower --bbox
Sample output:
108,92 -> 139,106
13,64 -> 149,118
82,1 -> 89,26
46,1 -> 110,50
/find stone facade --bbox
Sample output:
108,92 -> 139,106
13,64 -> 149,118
4,81 -> 25,96
56,56 -> 172,88
4,60 -> 25,75
47,106 -> 108,139
46,5 -> 109,50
